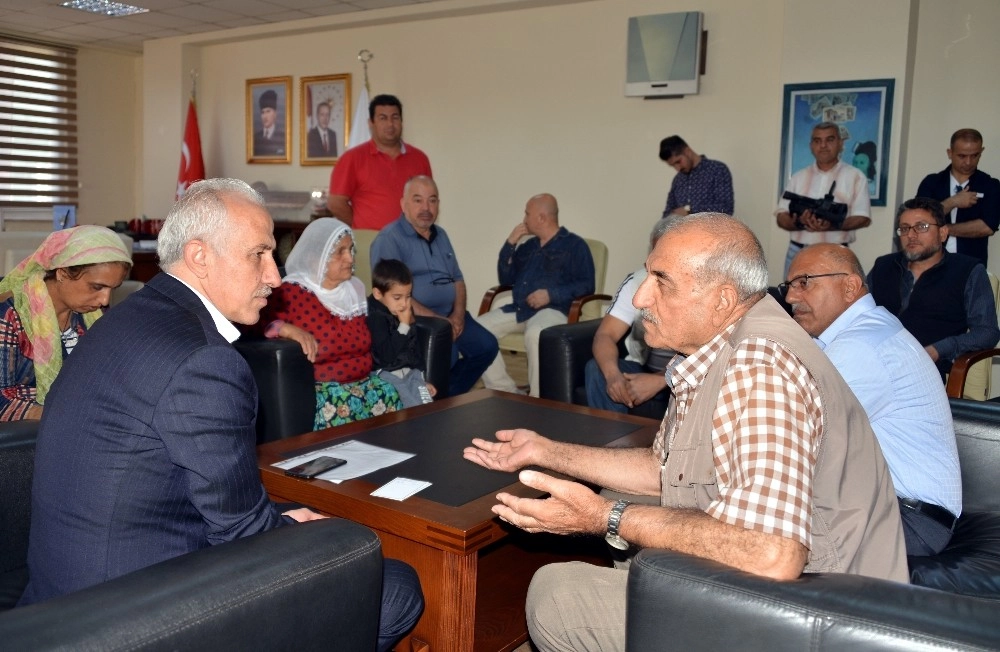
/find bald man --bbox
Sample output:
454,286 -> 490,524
477,194 -> 594,397
784,243 -> 961,556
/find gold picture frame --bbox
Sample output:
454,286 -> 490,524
299,73 -> 351,166
246,76 -> 292,164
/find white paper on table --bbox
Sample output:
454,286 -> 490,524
371,477 -> 431,501
272,440 -> 413,483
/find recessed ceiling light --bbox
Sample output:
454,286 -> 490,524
60,0 -> 150,17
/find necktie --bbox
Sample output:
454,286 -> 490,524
321,132 -> 328,152
955,184 -> 964,194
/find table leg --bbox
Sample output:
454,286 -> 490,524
380,531 -> 478,652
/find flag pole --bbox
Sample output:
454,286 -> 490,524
348,50 -> 375,149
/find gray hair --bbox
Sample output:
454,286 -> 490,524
813,121 -> 843,139
402,175 -> 437,198
157,179 -> 265,269
649,217 -> 671,252
661,213 -> 768,303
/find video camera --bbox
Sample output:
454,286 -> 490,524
782,181 -> 848,229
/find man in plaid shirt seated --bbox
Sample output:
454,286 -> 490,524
464,213 -> 907,652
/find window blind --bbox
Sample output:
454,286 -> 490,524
0,37 -> 78,208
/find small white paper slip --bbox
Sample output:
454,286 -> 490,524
371,477 -> 431,501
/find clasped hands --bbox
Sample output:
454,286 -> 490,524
606,371 -> 664,408
463,429 -> 607,536
795,209 -> 831,232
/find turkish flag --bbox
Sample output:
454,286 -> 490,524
176,99 -> 205,200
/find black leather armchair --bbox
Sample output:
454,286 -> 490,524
626,397 -> 1000,651
0,420 -> 384,651
236,315 -> 452,443
538,320 -> 669,419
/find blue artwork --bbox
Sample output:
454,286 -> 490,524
780,79 -> 895,207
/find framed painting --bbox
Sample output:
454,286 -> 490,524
779,78 -> 895,206
246,76 -> 292,164
300,74 -> 351,166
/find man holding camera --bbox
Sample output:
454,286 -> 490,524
776,122 -> 872,276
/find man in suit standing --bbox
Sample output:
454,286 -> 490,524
916,128 -> 1000,265
20,179 -> 422,652
306,101 -> 338,158
253,89 -> 285,157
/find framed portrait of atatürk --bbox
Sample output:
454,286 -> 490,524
247,76 -> 292,164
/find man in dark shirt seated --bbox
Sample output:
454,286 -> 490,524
477,193 -> 594,397
868,196 -> 999,377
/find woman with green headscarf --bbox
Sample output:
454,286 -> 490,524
0,225 -> 132,421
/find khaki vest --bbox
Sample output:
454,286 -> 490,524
660,296 -> 909,582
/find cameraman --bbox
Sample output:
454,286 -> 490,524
776,122 -> 871,276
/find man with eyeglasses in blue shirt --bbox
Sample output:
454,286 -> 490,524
784,242 -> 962,556
370,175 -> 498,396
867,197 -> 999,377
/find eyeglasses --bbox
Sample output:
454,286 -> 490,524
896,222 -> 939,236
431,276 -> 456,286
777,273 -> 848,296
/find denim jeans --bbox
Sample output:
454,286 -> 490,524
448,313 -> 499,396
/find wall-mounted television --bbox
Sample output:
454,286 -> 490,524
625,11 -> 704,98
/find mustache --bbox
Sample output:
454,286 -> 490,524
255,286 -> 272,299
640,308 -> 659,325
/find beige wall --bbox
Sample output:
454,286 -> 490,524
905,0 -> 1000,267
123,0 -> 999,300
76,48 -> 141,226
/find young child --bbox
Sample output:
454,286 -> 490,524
367,259 -> 436,407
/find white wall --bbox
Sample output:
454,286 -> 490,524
129,0 -> 998,301
76,48 -> 141,227
905,0 -> 1000,271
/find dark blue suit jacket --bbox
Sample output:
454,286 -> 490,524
916,167 -> 1000,265
20,273 -> 289,605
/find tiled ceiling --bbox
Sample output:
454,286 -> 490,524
0,0 -> 447,53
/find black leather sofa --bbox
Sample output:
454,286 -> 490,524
0,419 -> 384,651
235,315 -> 453,443
626,398 -> 1000,651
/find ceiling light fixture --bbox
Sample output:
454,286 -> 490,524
60,0 -> 150,17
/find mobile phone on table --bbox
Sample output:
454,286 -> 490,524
284,456 -> 347,479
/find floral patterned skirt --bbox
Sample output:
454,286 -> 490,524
314,373 -> 402,430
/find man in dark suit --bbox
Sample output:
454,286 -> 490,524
916,128 -> 1000,265
19,179 -> 422,652
306,100 -> 338,158
253,89 -> 285,157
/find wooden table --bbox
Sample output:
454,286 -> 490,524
257,390 -> 659,652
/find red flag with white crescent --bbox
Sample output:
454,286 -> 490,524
176,99 -> 205,200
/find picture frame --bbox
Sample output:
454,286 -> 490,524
300,74 -> 351,166
779,78 -> 895,207
246,76 -> 292,164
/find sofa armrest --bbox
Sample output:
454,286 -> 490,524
627,548 -> 1000,651
415,315 -> 452,399
538,320 -> 601,404
0,519 -> 384,652
234,337 -> 316,444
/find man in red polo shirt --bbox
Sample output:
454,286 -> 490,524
327,94 -> 432,230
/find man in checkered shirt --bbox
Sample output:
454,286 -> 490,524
465,213 -> 907,652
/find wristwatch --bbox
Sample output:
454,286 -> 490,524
605,499 -> 632,551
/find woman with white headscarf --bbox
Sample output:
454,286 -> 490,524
259,218 -> 401,429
